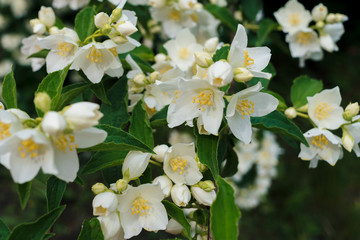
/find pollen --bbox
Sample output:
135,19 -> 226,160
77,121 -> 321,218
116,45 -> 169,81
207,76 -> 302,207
56,42 -> 73,57
311,134 -> 329,149
314,102 -> 333,120
243,50 -> 254,68
193,91 -> 213,112
178,47 -> 191,59
0,121 -> 11,140
170,156 -> 188,174
109,47 -> 118,57
54,134 -> 78,154
297,32 -> 312,45
18,138 -> 40,159
289,13 -> 300,26
169,10 -> 181,22
236,99 -> 255,119
190,13 -> 198,22
131,197 -> 150,216
86,45 -> 103,64
213,77 -> 223,86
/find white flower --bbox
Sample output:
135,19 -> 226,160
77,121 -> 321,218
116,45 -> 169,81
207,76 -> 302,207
171,184 -> 191,207
299,128 -> 343,168
93,191 -> 118,217
164,28 -> 203,72
21,35 -> 46,72
286,28 -> 321,58
191,186 -> 216,206
95,12 -> 110,28
63,102 -> 103,130
307,86 -> 347,130
204,37 -> 219,53
98,213 -> 123,240
346,119 -> 360,157
226,82 -> 278,144
41,111 -> 67,137
166,78 -> 224,135
163,143 -> 203,185
122,151 -> 151,180
152,144 -> 169,162
320,23 -> 345,52
38,6 -> 56,27
152,175 -> 173,197
228,24 -> 272,80
117,184 -> 168,239
207,60 -> 233,87
312,3 -> 328,22
166,218 -> 183,235
274,0 -> 312,34
52,0 -> 90,10
70,40 -> 123,83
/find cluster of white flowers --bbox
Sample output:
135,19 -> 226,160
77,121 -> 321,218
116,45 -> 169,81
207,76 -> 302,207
0,100 -> 107,184
91,141 -> 216,239
274,0 -> 347,67
228,130 -> 283,210
297,87 -> 360,168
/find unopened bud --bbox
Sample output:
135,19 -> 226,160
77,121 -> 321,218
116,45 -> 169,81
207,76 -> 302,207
92,182 -> 108,195
49,26 -> 60,35
38,6 -> 56,27
191,186 -> 216,206
343,102 -> 359,121
311,3 -> 328,22
315,21 -> 325,29
195,180 -> 215,192
204,37 -> 219,53
194,52 -> 213,68
34,92 -> 51,113
149,71 -> 161,83
152,144 -> 169,162
285,107 -> 297,119
154,53 -> 167,63
133,73 -> 147,86
326,13 -> 336,23
335,13 -> 348,22
111,35 -> 128,44
116,21 -> 138,36
233,67 -> 254,82
95,12 -> 110,28
195,156 -> 207,172
30,19 -> 46,35
110,8 -> 122,23
115,179 -> 128,192
342,127 -> 354,152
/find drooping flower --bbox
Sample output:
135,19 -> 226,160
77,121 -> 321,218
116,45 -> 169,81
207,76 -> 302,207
171,183 -> 191,207
122,151 -> 151,180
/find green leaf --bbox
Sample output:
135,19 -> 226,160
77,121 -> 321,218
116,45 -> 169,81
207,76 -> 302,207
78,218 -> 104,240
220,138 -> 239,178
204,4 -> 238,31
2,67 -> 17,109
8,205 -> 66,240
79,124 -> 154,153
212,45 -> 230,62
56,82 -> 92,110
102,165 -> 122,185
27,49 -> 50,59
129,45 -> 155,61
290,75 -> 323,108
162,200 -> 191,239
251,110 -> 308,146
256,18 -> 277,46
211,177 -> 241,240
43,233 -> 56,240
36,65 -> 70,116
90,82 -> 111,105
129,99 -> 154,148
100,77 -> 130,128
82,151 -> 127,175
0,219 -> 10,240
194,125 -> 219,178
130,54 -> 154,73
46,176 -> 67,211
16,182 -> 32,210
75,6 -> 96,42
241,0 -> 263,22
150,105 -> 168,128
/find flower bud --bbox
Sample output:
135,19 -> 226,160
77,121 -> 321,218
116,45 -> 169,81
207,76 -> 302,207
63,102 -> 103,130
326,13 -> 336,23
191,186 -> 216,206
49,26 -> 60,35
122,151 -> 151,180
208,60 -> 233,87
95,12 -> 110,28
315,21 -> 325,29
204,37 -> 219,53
92,191 -> 118,216
111,35 -> 128,44
194,52 -> 213,68
41,111 -> 67,136
34,92 -> 51,113
155,53 -> 167,63
166,219 -> 183,235
233,67 -> 254,82
320,34 -> 336,52
149,0 -> 166,8
342,127 -> 354,152
195,180 -> 215,192
171,184 -> 191,207
110,8 -> 122,23
153,175 -> 173,197
133,73 -> 147,86
149,71 -> 161,83
115,179 -> 128,192
92,182 -> 108,195
38,6 -> 55,27
30,19 -> 46,35
311,3 -> 328,22
102,23 -> 112,34
152,144 -> 169,162
284,107 -> 297,119
335,13 -> 348,22
116,21 -> 137,36
343,102 -> 359,121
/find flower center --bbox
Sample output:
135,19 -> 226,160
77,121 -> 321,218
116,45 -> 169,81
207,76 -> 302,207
56,42 -> 74,57
18,138 -> 40,159
178,47 -> 191,59
86,45 -> 103,64
311,134 -> 328,149
54,134 -> 78,154
297,32 -> 312,45
170,156 -> 188,174
94,206 -> 107,216
190,13 -> 198,22
289,13 -> 300,26
0,121 -> 11,140
192,90 -> 214,112
213,77 -> 223,86
243,50 -> 254,68
236,99 -> 255,119
169,10 -> 181,22
131,197 -> 150,216
109,47 -> 118,57
314,102 -> 333,120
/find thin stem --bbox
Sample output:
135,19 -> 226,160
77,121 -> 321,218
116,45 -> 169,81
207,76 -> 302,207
149,159 -> 162,167
296,111 -> 309,119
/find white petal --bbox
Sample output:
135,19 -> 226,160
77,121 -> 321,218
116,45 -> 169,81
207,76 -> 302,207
74,127 -> 107,148
53,148 -> 79,182
227,112 -> 252,144
247,92 -> 278,117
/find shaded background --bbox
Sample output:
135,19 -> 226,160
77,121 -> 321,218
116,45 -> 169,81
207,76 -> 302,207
1,0 -> 360,239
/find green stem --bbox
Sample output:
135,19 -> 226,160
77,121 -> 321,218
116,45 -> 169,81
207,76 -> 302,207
296,111 -> 309,119
149,159 -> 162,167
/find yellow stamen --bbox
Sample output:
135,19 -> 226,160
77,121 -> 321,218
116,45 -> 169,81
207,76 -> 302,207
86,45 -> 103,64
131,197 -> 150,216
170,156 -> 188,174
193,90 -> 213,111
244,50 -> 254,68
54,134 -> 78,154
56,42 -> 73,57
311,134 -> 328,149
169,10 -> 181,22
18,138 -> 40,159
289,13 -> 300,26
314,102 -> 333,120
236,99 -> 255,119
178,48 -> 191,59
109,47 -> 118,57
297,32 -> 312,45
0,121 -> 11,140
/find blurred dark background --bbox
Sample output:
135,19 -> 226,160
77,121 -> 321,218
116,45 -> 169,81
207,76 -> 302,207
1,0 -> 360,239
